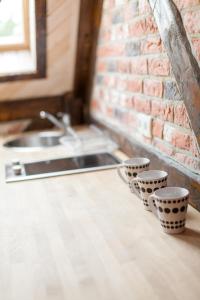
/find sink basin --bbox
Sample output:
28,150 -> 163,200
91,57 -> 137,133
3,126 -> 119,154
3,131 -> 63,151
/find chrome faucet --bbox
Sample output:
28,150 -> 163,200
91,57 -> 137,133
40,111 -> 78,139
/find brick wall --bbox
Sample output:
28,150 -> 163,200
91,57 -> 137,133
91,0 -> 200,174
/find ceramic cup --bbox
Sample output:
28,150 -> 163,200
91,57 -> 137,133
148,187 -> 189,234
131,170 -> 168,211
117,157 -> 150,193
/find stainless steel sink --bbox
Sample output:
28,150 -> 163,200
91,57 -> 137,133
3,131 -> 63,151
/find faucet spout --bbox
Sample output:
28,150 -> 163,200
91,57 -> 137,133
40,111 -> 64,130
39,111 -> 79,140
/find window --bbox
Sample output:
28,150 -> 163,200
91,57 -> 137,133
0,0 -> 46,81
0,0 -> 29,51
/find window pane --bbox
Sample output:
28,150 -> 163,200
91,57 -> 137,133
0,0 -> 25,46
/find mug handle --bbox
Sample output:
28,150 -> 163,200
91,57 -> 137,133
130,178 -> 141,198
117,165 -> 129,184
148,194 -> 158,217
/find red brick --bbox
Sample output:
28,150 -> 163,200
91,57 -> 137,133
183,11 -> 200,34
152,119 -> 164,138
151,101 -> 174,121
99,88 -> 105,99
153,140 -> 175,156
133,97 -> 151,114
129,16 -> 158,37
99,29 -> 111,42
174,103 -> 190,129
120,95 -> 134,108
163,124 -> 194,151
127,79 -> 143,93
192,38 -> 200,61
141,36 -> 162,54
172,131 -> 192,151
173,0 -> 200,10
118,60 -> 130,73
151,100 -> 163,116
101,13 -> 111,29
143,80 -> 163,97
104,75 -> 116,88
91,99 -> 100,111
92,0 -> 200,172
145,16 -> 158,34
98,44 -> 124,57
163,103 -> 174,122
96,61 -> 107,72
174,153 -> 200,172
97,46 -> 106,57
190,138 -> 200,157
130,57 -> 147,75
129,18 -> 146,37
148,58 -> 170,76
106,106 -> 114,118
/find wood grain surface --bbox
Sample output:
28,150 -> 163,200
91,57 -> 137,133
1,140 -> 200,300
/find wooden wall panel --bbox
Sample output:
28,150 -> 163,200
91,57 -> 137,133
0,0 -> 80,102
0,92 -> 84,129
74,0 -> 103,123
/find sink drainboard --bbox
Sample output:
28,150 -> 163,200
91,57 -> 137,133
5,152 -> 121,183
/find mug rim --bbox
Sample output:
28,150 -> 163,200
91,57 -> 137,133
153,187 -> 189,200
123,157 -> 150,166
137,170 -> 168,181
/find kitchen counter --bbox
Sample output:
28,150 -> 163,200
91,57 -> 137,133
1,137 -> 200,300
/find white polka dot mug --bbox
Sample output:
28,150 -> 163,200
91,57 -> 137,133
117,157 -> 150,193
148,187 -> 189,234
131,170 -> 168,211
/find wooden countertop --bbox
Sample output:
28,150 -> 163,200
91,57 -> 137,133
1,136 -> 200,300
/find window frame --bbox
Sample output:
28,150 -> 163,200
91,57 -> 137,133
0,0 -> 47,82
0,0 -> 30,52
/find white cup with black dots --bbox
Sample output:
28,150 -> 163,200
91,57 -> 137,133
148,187 -> 189,234
117,157 -> 150,193
131,170 -> 168,210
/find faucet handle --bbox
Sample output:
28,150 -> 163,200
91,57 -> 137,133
40,111 -> 46,119
57,112 -> 71,126
56,112 -> 64,118
62,114 -> 71,126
